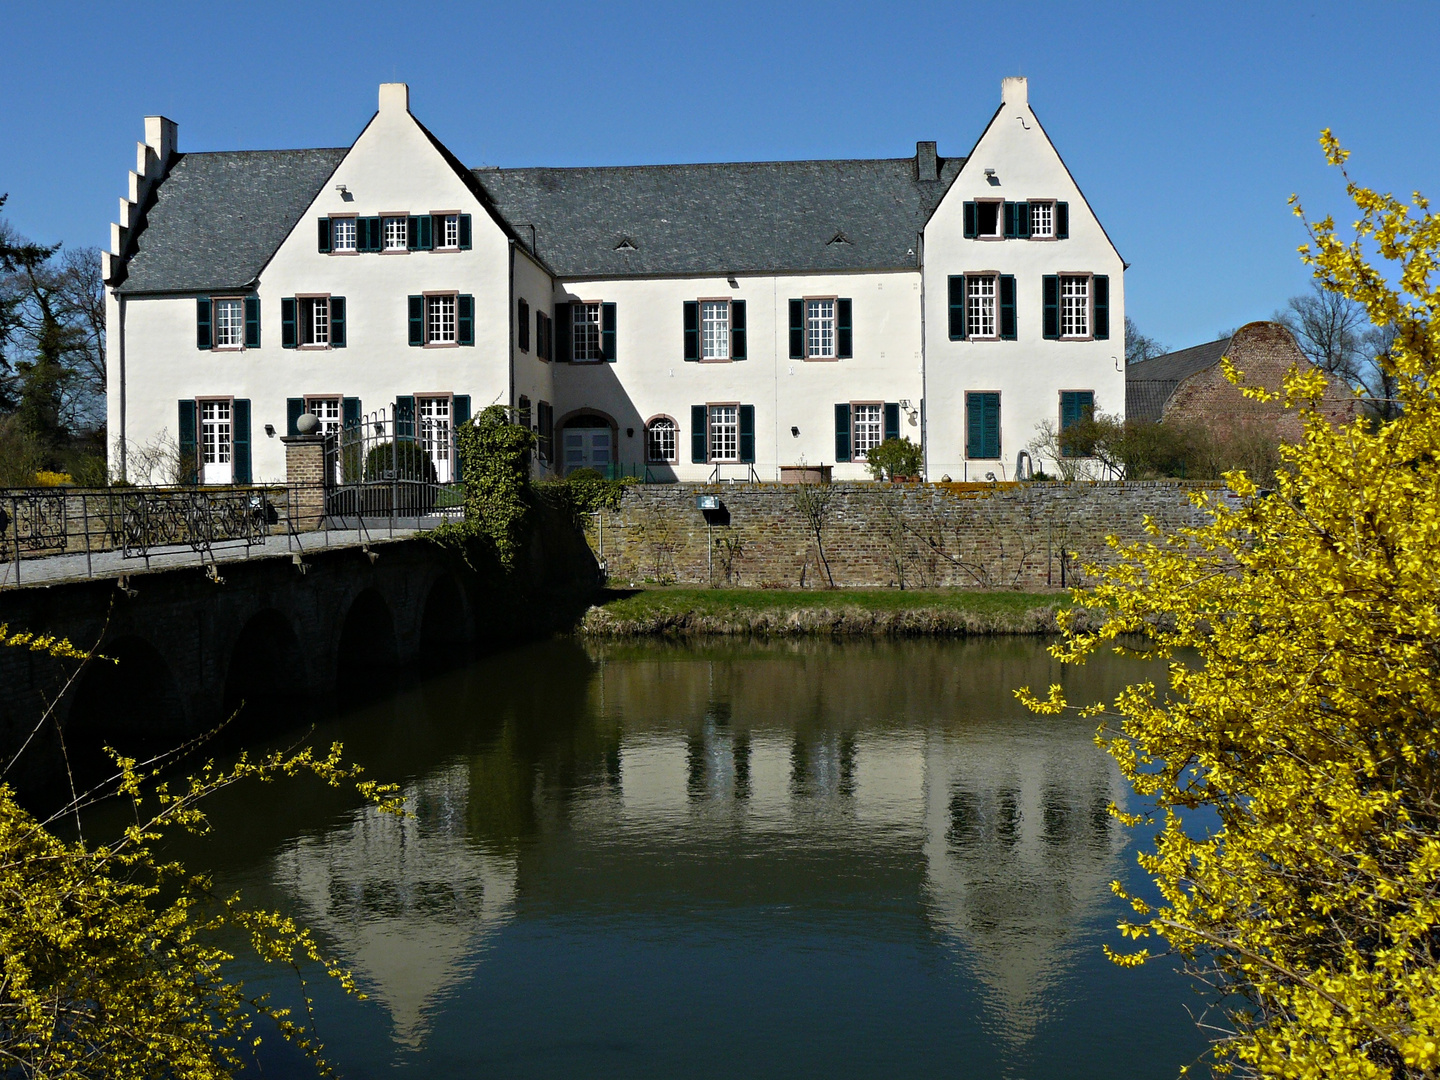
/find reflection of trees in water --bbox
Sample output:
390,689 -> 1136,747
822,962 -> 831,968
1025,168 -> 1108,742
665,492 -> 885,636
273,763 -> 517,1051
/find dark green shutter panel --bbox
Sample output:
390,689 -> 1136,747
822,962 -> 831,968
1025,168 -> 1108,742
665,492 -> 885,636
281,297 -> 297,348
1056,202 -> 1069,239
419,214 -> 433,250
318,217 -> 331,253
1003,201 -> 1017,238
963,201 -> 977,239
601,302 -> 617,361
458,295 -> 475,346
178,400 -> 198,484
196,298 -> 212,349
287,398 -> 304,437
555,303 -> 571,362
683,301 -> 699,360
731,300 -> 746,359
948,276 -> 966,340
453,394 -> 471,481
395,395 -> 415,441
999,275 -> 1016,340
1093,275 -> 1110,340
837,299 -> 852,358
458,214 -> 472,249
518,299 -> 530,351
329,297 -> 346,347
369,217 -> 383,250
342,397 -> 361,429
244,296 -> 261,348
1061,392 -> 1078,433
407,216 -> 420,250
884,402 -> 900,442
966,393 -> 1000,459
691,405 -> 707,463
789,299 -> 804,358
1017,202 -> 1031,238
739,404 -> 755,463
966,395 -> 981,459
982,394 -> 1000,459
408,296 -> 424,346
1042,276 -> 1059,339
232,399 -> 252,484
834,403 -> 852,462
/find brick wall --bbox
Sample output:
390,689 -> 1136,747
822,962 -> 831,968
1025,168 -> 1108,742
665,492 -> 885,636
590,480 -> 1228,590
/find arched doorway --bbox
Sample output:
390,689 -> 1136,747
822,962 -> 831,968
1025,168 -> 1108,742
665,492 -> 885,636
559,413 -> 616,476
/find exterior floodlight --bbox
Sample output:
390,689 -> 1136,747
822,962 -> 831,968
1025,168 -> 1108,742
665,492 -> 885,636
696,494 -> 720,511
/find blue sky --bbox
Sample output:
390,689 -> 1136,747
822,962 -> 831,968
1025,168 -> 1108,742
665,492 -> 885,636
3,1 -> 1435,352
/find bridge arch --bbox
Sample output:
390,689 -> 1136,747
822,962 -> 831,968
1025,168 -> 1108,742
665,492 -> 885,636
418,572 -> 470,672
336,587 -> 399,696
223,609 -> 306,721
66,635 -> 187,784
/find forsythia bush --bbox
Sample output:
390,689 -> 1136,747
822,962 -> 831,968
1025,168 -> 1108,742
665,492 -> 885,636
1021,136 -> 1440,1077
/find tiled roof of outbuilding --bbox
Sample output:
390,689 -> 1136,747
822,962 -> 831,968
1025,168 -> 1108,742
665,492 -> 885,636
117,148 -> 347,294
474,156 -> 963,278
1124,336 -> 1232,422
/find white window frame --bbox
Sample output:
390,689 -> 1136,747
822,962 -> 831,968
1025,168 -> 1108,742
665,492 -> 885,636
851,403 -> 884,461
199,397 -> 233,484
330,216 -> 358,253
1028,200 -> 1056,240
572,301 -> 603,362
708,404 -> 740,463
425,293 -> 458,346
966,274 -> 998,340
417,395 -> 453,482
974,199 -> 1004,239
700,300 -> 731,361
646,416 -> 678,464
298,295 -> 330,348
437,213 -> 460,250
1060,275 -> 1091,339
212,298 -> 244,350
382,215 -> 408,252
304,396 -> 343,437
805,298 -> 836,360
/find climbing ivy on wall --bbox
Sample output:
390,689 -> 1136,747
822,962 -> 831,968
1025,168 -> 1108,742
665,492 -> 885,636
434,405 -> 534,572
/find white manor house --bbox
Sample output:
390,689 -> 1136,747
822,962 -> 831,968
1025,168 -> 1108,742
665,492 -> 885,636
103,77 -> 1124,485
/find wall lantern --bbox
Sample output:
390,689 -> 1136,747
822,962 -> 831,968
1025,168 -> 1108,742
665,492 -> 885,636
696,494 -> 721,511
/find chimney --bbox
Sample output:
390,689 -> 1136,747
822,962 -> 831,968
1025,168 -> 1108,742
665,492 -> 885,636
915,141 -> 938,182
379,82 -> 410,115
1001,76 -> 1028,108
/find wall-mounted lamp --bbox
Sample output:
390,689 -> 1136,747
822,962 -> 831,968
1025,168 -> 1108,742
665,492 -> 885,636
264,423 -> 276,438
983,169 -> 995,178
727,276 -> 739,289
790,425 -> 800,438
334,183 -> 348,194
983,167 -> 1000,187
626,427 -> 634,438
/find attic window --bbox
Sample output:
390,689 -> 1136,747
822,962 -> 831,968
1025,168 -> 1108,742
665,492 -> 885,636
827,231 -> 850,245
614,236 -> 637,251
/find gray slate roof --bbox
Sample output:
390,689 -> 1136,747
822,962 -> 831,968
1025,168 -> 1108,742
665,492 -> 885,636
118,148 -> 347,294
474,157 -> 962,278
1125,336 -> 1231,422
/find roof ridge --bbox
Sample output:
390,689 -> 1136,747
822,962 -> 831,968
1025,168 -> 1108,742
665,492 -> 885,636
473,155 -> 965,174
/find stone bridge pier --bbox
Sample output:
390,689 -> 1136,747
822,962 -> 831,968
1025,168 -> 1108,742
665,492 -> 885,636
0,537 -> 480,797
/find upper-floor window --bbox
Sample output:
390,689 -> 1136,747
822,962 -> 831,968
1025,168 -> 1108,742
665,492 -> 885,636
213,299 -> 245,348
701,301 -> 730,360
807,299 -> 836,359
1060,276 -> 1089,338
281,296 -> 345,349
299,296 -> 330,346
407,294 -> 474,346
439,214 -> 460,250
518,298 -> 530,352
536,310 -> 552,360
967,276 -> 997,339
1029,201 -> 1055,239
948,275 -> 1015,341
788,298 -> 851,360
646,416 -> 678,464
331,217 -> 357,252
963,199 -> 1068,240
972,200 -> 1002,238
572,302 -> 602,361
429,294 -> 457,343
683,299 -> 746,361
383,216 -> 408,251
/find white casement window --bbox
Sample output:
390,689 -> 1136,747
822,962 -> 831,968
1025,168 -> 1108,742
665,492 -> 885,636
200,399 -> 232,484
708,405 -> 739,462
418,396 -> 452,482
701,301 -> 730,360
213,299 -> 244,348
383,216 -> 408,251
331,218 -> 357,252
572,302 -> 602,361
299,297 -> 329,346
806,299 -> 836,359
1061,276 -> 1090,338
975,200 -> 1002,238
967,275 -> 997,339
852,404 -> 883,460
427,295 -> 457,344
646,417 -> 678,463
1030,201 -> 1055,239
305,396 -> 342,437
440,214 -> 460,249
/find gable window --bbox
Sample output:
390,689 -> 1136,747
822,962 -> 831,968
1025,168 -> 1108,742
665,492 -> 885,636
213,299 -> 245,348
708,404 -> 740,463
331,217 -> 357,252
701,301 -> 730,360
852,403 -> 883,460
439,214 -> 460,249
1029,201 -> 1054,239
383,216 -> 408,251
967,276 -> 997,339
428,294 -> 457,343
646,416 -> 678,464
572,302 -> 603,361
1061,276 -> 1089,338
806,299 -> 836,359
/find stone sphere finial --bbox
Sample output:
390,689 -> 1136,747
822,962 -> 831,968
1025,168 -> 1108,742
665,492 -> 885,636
296,412 -> 320,435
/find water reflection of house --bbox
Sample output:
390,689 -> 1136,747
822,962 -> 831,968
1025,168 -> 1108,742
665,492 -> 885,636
272,763 -> 517,1049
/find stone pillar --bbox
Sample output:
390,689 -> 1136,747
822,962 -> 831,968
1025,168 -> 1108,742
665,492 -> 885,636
282,435 -> 327,531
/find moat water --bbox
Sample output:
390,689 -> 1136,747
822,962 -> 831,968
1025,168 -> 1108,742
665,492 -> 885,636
168,638 -> 1207,1078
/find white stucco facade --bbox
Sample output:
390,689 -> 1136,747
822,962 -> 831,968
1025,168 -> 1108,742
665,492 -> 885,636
105,78 -> 1122,486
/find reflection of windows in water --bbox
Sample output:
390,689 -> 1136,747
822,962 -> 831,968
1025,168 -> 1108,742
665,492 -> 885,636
1043,790 -> 1071,846
947,788 -> 982,850
733,734 -> 751,800
788,733 -> 857,798
996,788 -> 1021,848
1090,796 -> 1112,843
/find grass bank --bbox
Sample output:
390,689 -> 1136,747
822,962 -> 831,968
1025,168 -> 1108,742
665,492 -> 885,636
579,587 -> 1079,637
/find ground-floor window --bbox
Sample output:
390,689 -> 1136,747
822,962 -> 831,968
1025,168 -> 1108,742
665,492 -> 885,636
708,405 -> 739,462
646,416 -> 678,463
965,392 -> 1000,460
200,399 -> 233,484
418,396 -> 452,482
852,403 -> 883,460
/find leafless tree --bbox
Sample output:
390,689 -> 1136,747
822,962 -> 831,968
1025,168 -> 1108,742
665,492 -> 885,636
791,471 -> 837,588
1274,281 -> 1368,385
1124,316 -> 1166,366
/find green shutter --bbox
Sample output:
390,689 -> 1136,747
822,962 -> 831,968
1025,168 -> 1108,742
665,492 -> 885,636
453,394 -> 471,481
789,299 -> 804,358
983,394 -> 1000,459
342,397 -> 361,430
884,402 -> 900,442
691,405 -> 707,463
287,398 -> 304,437
834,403 -> 852,462
948,276 -> 966,340
244,296 -> 261,348
601,302 -> 617,361
196,298 -> 212,349
318,217 -> 331,253
1056,202 -> 1069,239
178,400 -> 198,484
731,299 -> 746,359
281,297 -> 296,348
837,299 -> 852,358
1093,275 -> 1109,340
408,296 -> 424,346
232,399 -> 251,484
407,215 -> 420,250
395,395 -> 415,441
330,297 -> 346,347
963,201 -> 977,239
1042,276 -> 1059,340
419,214 -> 433,250
518,298 -> 530,351
458,214 -> 472,249
1017,202 -> 1031,239
555,303 -> 571,362
683,301 -> 699,360
999,275 -> 1016,340
739,404 -> 755,463
458,295 -> 475,346
1003,202 -> 1017,238
966,393 -> 1000,459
